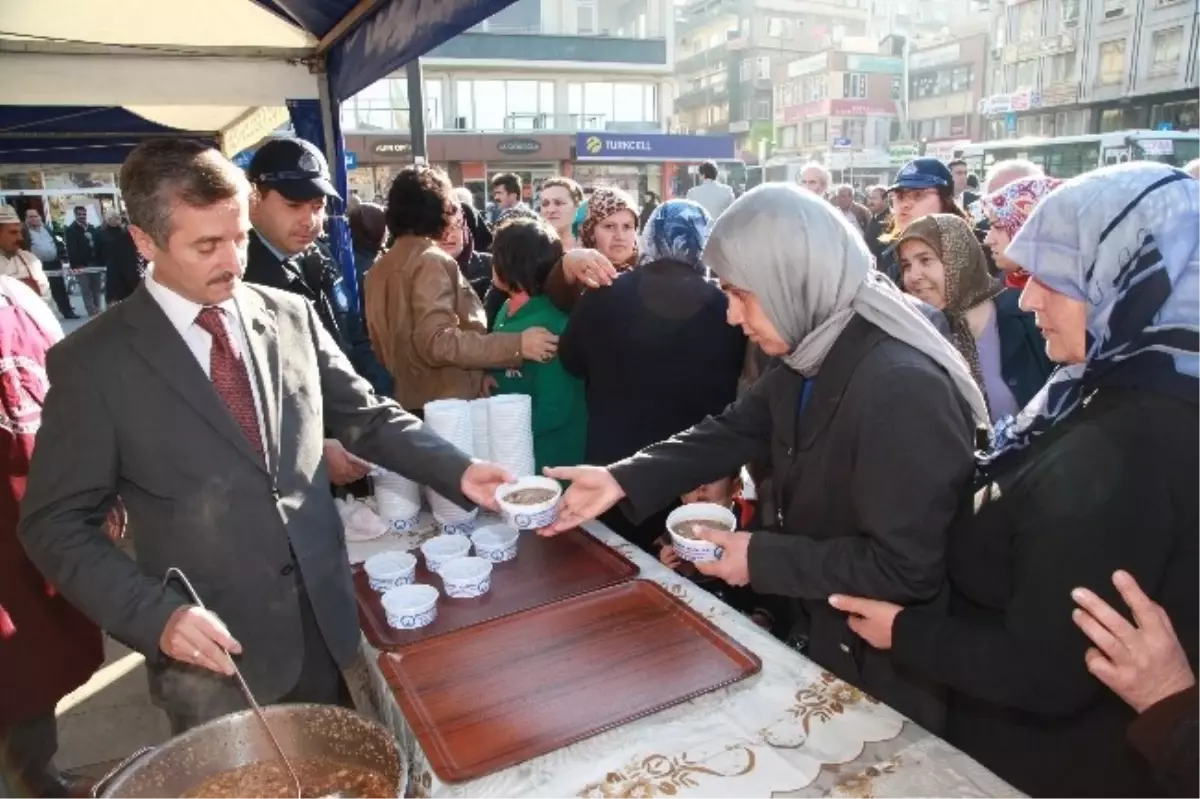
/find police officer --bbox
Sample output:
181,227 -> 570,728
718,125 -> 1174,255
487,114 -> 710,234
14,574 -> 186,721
245,138 -> 350,351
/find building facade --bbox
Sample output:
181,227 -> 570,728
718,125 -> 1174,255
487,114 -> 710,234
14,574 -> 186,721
771,45 -> 904,185
978,0 -> 1199,139
905,33 -> 992,157
337,0 -> 734,202
672,0 -> 872,162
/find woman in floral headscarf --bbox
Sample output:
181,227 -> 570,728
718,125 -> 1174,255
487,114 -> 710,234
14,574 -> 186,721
544,187 -> 640,312
894,214 -> 1052,419
830,163 -> 1199,798
978,176 -> 1063,289
557,200 -> 745,552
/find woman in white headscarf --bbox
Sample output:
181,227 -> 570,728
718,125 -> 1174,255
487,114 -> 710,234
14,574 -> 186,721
542,183 -> 987,732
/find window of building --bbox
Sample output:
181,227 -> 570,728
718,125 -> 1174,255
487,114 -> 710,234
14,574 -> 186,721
577,0 -> 598,34
756,98 -> 772,119
766,17 -> 793,38
1103,0 -> 1125,18
1098,40 -> 1126,85
891,75 -> 902,100
757,56 -> 772,79
739,59 -> 752,82
843,73 -> 868,99
951,66 -> 971,92
1061,0 -> 1080,27
1049,50 -> 1077,83
1015,59 -> 1039,89
345,76 -> 457,132
843,118 -> 867,146
426,80 -> 444,130
805,75 -> 828,102
805,119 -> 827,144
781,125 -> 797,149
1151,27 -> 1184,73
568,82 -> 657,127
1016,2 -> 1042,41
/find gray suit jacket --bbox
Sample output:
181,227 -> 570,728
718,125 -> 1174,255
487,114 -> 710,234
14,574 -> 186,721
18,282 -> 473,721
686,180 -> 735,219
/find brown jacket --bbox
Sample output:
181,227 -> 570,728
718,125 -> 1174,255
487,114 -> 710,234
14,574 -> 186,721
364,235 -> 522,410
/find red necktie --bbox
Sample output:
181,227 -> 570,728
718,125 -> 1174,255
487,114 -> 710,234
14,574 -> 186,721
195,306 -> 264,459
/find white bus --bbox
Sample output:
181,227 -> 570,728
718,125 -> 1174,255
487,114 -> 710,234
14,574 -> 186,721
959,130 -> 1199,181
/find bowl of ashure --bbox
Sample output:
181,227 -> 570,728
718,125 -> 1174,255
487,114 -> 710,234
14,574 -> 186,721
494,476 -> 562,530
665,503 -> 736,563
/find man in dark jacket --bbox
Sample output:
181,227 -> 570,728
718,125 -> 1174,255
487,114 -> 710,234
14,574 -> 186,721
863,185 -> 890,261
244,138 -> 349,352
101,211 -> 144,304
63,206 -> 105,316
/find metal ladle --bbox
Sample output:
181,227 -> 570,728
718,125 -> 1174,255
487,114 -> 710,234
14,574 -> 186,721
164,567 -> 303,799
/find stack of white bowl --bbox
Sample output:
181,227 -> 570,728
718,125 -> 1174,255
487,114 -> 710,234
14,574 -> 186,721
422,399 -> 479,534
469,398 -> 493,463
373,471 -> 422,533
486,394 -> 535,478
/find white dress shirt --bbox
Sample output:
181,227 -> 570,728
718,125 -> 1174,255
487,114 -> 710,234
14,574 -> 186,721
143,268 -> 269,460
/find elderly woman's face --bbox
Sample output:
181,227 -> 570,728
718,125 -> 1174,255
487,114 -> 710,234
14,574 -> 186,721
898,240 -> 947,310
983,214 -> 1020,273
724,284 -> 789,356
593,209 -> 637,264
1019,278 -> 1087,364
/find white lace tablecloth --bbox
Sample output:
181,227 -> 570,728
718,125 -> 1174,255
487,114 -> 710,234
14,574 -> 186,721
344,515 -> 1022,799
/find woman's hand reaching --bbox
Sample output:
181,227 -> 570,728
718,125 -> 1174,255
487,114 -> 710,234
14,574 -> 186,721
538,466 -> 625,535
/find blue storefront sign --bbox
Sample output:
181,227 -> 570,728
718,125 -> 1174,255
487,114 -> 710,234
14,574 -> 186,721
1005,112 -> 1018,134
575,132 -> 735,162
232,150 -> 255,169
344,150 -> 359,170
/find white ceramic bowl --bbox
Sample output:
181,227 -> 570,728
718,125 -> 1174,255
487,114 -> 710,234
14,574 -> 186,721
470,524 -> 520,563
436,511 -> 478,537
420,534 -> 471,573
439,556 -> 493,598
382,509 -> 423,534
380,584 -> 439,629
665,503 -> 737,564
494,476 -> 563,530
363,551 -> 417,591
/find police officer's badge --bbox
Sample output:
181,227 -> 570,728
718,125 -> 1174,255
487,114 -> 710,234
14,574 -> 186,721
299,150 -> 320,174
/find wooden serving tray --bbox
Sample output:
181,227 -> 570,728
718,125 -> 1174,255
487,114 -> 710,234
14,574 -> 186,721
377,579 -> 762,784
355,527 -> 638,649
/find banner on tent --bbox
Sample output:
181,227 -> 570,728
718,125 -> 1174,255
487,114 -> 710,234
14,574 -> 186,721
221,107 -> 290,157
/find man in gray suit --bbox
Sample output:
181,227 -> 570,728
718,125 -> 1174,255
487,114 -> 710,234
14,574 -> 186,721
18,139 -> 512,733
685,161 -> 735,219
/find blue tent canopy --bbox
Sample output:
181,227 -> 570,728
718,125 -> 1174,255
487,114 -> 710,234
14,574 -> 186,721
0,106 -> 218,166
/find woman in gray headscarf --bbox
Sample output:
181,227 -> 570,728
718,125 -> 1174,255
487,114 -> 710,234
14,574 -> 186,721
543,184 -> 986,732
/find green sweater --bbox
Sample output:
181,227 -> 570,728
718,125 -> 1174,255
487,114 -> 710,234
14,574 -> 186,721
491,294 -> 587,474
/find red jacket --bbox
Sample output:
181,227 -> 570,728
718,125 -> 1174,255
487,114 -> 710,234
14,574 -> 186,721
0,293 -> 103,725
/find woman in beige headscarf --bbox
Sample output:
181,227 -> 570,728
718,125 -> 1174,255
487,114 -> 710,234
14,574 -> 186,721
895,214 -> 1052,421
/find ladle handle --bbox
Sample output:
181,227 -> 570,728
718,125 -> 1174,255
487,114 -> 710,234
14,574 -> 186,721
90,746 -> 154,798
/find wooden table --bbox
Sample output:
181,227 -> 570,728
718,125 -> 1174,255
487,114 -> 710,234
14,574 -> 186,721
344,516 -> 1023,798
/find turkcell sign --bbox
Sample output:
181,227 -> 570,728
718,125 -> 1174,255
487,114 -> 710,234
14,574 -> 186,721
575,133 -> 735,162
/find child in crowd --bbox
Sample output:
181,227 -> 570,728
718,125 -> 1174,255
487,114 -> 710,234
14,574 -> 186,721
658,470 -> 779,633
489,217 -> 587,473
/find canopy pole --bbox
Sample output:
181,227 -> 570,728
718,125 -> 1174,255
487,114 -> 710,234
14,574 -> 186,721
406,59 -> 427,165
315,75 -> 359,317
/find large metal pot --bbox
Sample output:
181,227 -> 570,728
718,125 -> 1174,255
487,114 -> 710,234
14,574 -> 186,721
95,704 -> 404,797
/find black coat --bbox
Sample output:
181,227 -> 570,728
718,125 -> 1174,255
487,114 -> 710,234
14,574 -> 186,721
892,389 -> 1198,798
64,221 -> 104,267
102,225 -> 144,304
244,231 -> 348,352
559,260 -> 745,470
993,289 -> 1054,408
609,316 -> 977,732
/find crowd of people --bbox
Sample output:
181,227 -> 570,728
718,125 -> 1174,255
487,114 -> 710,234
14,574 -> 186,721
0,136 -> 1196,799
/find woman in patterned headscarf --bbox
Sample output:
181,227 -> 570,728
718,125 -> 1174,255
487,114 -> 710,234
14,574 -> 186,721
545,187 -> 640,312
894,214 -> 1052,419
977,177 -> 1063,289
829,163 -> 1199,798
